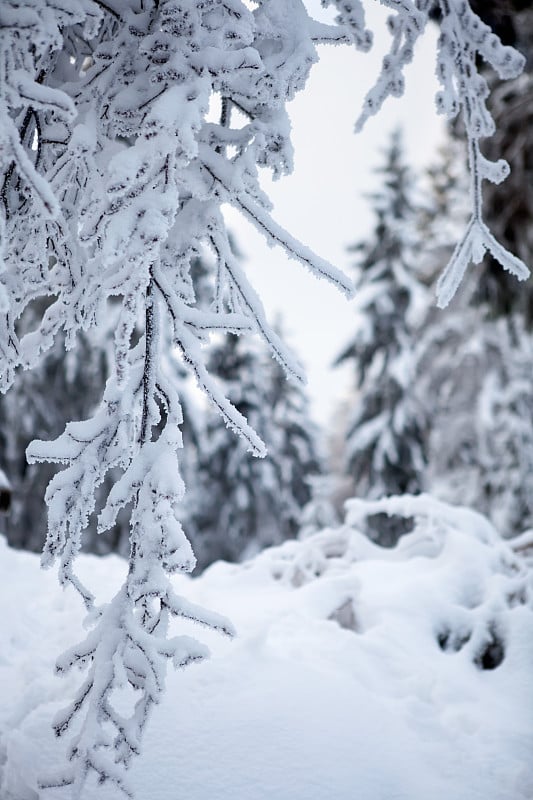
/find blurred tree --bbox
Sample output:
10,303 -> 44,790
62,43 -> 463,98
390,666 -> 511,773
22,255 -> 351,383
418,307 -> 533,536
191,330 -> 321,569
335,131 -> 429,545
436,0 -> 533,317
415,131 -> 533,537
0,304 -> 128,553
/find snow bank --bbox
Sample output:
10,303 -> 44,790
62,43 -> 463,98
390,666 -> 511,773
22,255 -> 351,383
1,496 -> 532,800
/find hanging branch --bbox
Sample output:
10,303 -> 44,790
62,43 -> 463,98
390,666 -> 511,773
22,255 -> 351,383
353,0 -> 529,307
434,3 -> 529,306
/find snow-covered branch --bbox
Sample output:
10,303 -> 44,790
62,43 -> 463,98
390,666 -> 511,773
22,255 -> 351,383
354,0 -> 529,306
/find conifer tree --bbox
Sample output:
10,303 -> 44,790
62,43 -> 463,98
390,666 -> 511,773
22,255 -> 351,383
336,131 -> 428,544
0,304 -> 130,554
267,327 -> 323,535
418,306 -> 533,536
416,137 -> 533,537
191,330 -> 321,570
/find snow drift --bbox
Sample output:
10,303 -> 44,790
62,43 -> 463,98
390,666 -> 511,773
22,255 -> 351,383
0,495 -> 532,800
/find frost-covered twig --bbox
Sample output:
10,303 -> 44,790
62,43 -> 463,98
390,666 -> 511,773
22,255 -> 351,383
355,0 -> 428,130
354,0 -> 529,305
434,2 -> 529,306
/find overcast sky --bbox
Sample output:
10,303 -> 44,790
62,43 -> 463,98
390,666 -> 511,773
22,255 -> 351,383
226,3 -> 446,427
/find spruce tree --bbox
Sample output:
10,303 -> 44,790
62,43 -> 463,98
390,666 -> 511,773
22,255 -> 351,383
418,306 -> 533,536
0,305 -> 130,554
440,1 -> 533,318
416,137 -> 533,537
267,324 -> 323,537
336,131 -> 428,545
191,330 -> 321,570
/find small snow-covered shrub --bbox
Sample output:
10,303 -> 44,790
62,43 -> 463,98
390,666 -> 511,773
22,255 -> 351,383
266,494 -> 532,675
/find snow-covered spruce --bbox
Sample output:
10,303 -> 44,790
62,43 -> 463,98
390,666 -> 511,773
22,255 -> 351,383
190,330 -> 321,570
417,305 -> 533,538
0,0 -> 528,795
335,131 -> 429,545
0,303 -> 129,554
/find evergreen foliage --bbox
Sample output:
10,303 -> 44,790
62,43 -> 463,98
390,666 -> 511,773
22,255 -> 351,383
417,307 -> 533,537
336,132 -> 428,544
336,125 -> 533,543
0,303 -> 130,554
414,136 -> 533,538
267,323 -> 323,534
191,330 -> 321,570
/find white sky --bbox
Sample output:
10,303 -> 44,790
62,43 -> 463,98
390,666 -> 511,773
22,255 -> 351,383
226,3 -> 446,426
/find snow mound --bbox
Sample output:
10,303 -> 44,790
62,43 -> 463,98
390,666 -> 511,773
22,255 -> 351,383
0,495 -> 532,800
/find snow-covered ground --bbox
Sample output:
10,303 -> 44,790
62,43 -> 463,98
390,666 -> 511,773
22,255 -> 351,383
1,495 -> 532,800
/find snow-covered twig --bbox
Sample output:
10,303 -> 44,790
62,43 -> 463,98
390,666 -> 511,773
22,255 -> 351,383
354,0 -> 529,305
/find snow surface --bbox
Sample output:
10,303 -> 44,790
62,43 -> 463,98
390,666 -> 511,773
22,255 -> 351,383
1,498 -> 532,800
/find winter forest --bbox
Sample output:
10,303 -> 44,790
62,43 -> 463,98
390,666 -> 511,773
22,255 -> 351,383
1,1 -> 533,798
